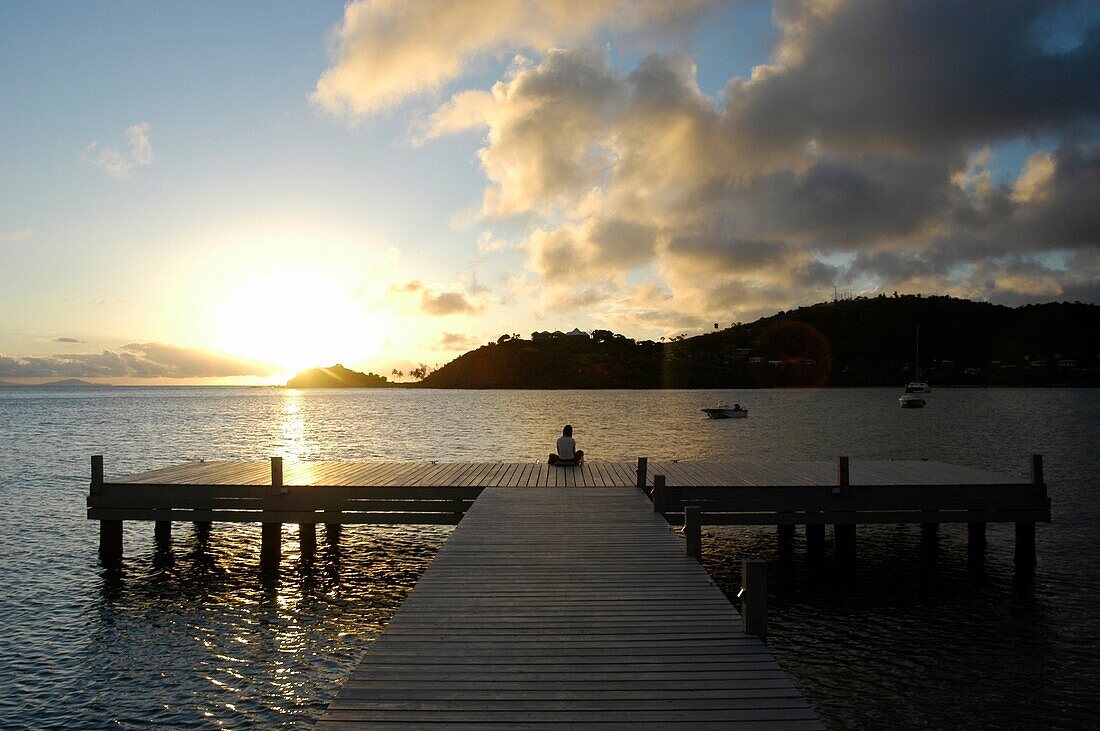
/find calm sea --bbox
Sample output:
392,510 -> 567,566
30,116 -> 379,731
0,387 -> 1097,728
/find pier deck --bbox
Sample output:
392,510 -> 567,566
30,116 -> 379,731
316,486 -> 821,728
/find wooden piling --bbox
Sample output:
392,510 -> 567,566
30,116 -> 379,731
652,474 -> 666,514
92,456 -> 122,566
778,522 -> 795,546
1015,455 -> 1043,568
968,519 -> 986,552
99,519 -> 122,567
272,456 -> 285,494
921,522 -> 939,538
154,520 -> 171,546
261,522 -> 281,569
299,523 -> 317,554
835,524 -> 856,562
684,506 -> 701,560
636,457 -> 648,491
740,559 -> 767,637
806,523 -> 825,552
833,457 -> 855,561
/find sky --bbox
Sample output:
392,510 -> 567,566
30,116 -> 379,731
1,0 -> 1098,384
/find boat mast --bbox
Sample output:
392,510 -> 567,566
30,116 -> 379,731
915,326 -> 920,381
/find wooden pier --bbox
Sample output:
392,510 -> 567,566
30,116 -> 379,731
317,487 -> 819,727
87,455 -> 1049,726
88,456 -> 1050,569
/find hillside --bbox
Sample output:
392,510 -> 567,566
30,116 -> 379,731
419,296 -> 1099,389
286,364 -> 393,388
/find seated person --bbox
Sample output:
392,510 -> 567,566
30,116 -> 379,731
549,424 -> 585,465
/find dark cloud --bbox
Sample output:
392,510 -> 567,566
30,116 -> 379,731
0,342 -> 275,378
437,332 -> 481,351
52,337 -> 82,343
420,290 -> 482,315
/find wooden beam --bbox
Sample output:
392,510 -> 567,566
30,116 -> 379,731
636,457 -> 648,491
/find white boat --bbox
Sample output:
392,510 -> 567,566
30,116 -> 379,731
702,405 -> 748,419
899,394 -> 927,408
905,381 -> 931,393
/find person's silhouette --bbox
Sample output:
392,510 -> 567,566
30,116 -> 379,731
549,424 -> 584,465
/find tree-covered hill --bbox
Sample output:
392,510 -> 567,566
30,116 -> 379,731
419,296 -> 1099,389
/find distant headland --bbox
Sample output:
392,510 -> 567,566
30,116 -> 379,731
285,296 -> 1099,389
0,378 -> 108,388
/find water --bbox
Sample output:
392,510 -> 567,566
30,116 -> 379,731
1,387 -> 1097,728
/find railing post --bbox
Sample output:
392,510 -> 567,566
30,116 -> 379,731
652,474 -> 666,514
92,455 -> 122,567
262,457 -> 284,571
91,455 -> 104,494
1029,454 -> 1044,486
1016,455 -> 1042,569
636,457 -> 648,491
833,456 -> 855,561
740,559 -> 767,637
684,506 -> 701,560
272,456 -> 285,494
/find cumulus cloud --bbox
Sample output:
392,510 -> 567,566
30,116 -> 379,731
312,0 -> 721,115
83,123 -> 155,178
0,342 -> 275,378
325,0 -> 1100,327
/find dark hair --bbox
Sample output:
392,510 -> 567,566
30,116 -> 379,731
563,424 -> 573,437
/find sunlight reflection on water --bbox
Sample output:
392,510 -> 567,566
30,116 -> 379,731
0,387 -> 1097,728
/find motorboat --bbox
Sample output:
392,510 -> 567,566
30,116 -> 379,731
905,381 -> 931,393
899,394 -> 927,408
702,404 -> 748,419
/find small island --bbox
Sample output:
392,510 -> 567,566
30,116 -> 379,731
285,364 -> 393,388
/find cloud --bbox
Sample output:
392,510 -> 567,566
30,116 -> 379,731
312,0 -> 722,116
420,290 -> 481,316
83,123 -> 155,178
0,342 -> 275,378
410,1 -> 1099,326
436,332 -> 481,351
52,337 -> 83,343
0,228 -> 32,242
390,278 -> 487,315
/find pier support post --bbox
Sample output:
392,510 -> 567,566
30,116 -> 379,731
806,523 -> 825,553
325,523 -> 342,543
921,522 -> 939,538
261,523 -> 281,571
99,520 -> 123,567
636,457 -> 648,492
777,522 -> 795,547
652,475 -> 666,515
832,457 -> 855,561
299,523 -> 317,555
684,506 -> 701,560
92,456 -> 122,567
968,519 -> 986,552
740,559 -> 767,637
1015,522 -> 1036,569
155,520 -> 171,547
834,524 -> 856,562
1015,454 -> 1043,569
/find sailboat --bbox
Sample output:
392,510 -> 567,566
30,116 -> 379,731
900,326 -> 929,407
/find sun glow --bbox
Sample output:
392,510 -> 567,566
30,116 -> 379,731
211,270 -> 386,374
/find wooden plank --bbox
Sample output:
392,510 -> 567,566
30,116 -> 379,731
318,487 -> 820,727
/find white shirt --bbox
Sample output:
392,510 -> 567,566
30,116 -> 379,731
556,435 -> 576,460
